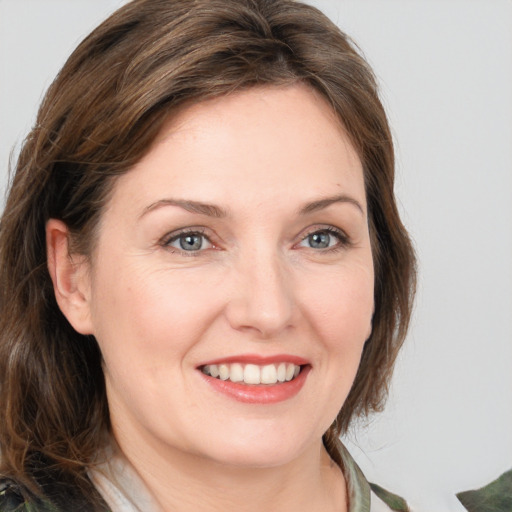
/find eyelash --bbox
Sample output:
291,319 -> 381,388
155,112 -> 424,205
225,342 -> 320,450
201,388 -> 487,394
299,226 -> 350,252
160,226 -> 350,256
161,228 -> 213,257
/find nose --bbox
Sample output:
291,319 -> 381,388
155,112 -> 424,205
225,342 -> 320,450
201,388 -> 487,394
224,248 -> 295,338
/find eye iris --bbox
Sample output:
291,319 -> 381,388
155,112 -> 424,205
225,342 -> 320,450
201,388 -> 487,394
180,234 -> 203,251
309,231 -> 330,249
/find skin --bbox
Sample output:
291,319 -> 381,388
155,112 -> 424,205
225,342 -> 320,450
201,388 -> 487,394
47,84 -> 374,511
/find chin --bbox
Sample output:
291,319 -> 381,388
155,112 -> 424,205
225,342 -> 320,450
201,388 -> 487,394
209,446 -> 304,470
193,424 -> 319,470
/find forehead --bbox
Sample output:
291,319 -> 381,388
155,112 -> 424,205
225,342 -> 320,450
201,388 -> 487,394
109,84 -> 365,215
158,84 -> 357,163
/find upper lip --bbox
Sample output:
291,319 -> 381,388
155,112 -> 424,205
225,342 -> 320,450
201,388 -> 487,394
197,354 -> 310,368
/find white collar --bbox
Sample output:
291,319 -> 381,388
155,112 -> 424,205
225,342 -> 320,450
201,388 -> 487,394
88,442 -> 392,512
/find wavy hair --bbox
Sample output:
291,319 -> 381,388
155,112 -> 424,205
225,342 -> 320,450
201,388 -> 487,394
0,0 -> 416,506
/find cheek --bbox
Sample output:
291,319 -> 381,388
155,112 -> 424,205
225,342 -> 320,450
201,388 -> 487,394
90,262 -> 224,362
300,263 -> 374,349
293,263 -> 374,433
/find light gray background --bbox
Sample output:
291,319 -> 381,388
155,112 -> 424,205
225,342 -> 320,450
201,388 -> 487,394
1,1 -> 511,511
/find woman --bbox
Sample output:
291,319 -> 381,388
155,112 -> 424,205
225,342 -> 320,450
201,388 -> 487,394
0,0 -> 416,510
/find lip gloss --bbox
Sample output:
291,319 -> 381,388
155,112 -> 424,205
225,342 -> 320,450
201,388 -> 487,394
200,354 -> 309,366
197,354 -> 311,404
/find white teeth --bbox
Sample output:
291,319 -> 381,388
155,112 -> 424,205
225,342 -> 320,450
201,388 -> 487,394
261,364 -> 277,384
218,364 -> 229,381
202,362 -> 302,384
244,364 -> 261,384
230,363 -> 244,382
277,362 -> 286,382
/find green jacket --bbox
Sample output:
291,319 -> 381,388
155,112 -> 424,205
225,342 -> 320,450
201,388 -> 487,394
2,455 -> 511,511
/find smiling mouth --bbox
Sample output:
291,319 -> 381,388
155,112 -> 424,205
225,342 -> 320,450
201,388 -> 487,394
200,362 -> 303,385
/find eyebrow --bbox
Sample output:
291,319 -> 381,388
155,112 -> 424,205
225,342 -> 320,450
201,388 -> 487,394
299,194 -> 364,216
140,199 -> 227,219
140,193 -> 364,220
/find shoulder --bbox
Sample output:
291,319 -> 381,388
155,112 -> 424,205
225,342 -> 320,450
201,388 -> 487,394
331,439 -> 411,512
0,479 -> 57,512
457,468 -> 512,512
0,463 -> 110,512
370,482 -> 410,512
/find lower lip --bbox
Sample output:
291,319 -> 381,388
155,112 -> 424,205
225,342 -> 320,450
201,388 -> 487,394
200,366 -> 311,404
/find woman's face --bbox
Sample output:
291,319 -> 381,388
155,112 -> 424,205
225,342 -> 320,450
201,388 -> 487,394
81,85 -> 374,468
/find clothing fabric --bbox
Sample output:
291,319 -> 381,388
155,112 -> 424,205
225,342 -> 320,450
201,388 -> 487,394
88,441 -> 400,512
0,442 -> 404,511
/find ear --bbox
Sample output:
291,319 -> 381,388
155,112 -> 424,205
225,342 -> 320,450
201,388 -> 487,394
46,219 -> 94,335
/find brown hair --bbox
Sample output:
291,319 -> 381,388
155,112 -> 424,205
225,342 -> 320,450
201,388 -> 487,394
0,0 -> 415,505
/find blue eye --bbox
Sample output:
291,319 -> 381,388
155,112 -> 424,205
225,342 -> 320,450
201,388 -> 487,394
299,229 -> 345,250
166,231 -> 212,252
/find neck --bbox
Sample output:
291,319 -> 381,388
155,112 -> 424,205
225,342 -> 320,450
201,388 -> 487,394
110,429 -> 347,512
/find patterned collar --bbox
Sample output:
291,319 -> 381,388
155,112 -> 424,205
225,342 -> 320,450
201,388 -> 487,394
88,441 -> 384,512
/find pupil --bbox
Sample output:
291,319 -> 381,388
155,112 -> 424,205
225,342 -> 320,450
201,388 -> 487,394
310,232 -> 329,249
180,234 -> 202,251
